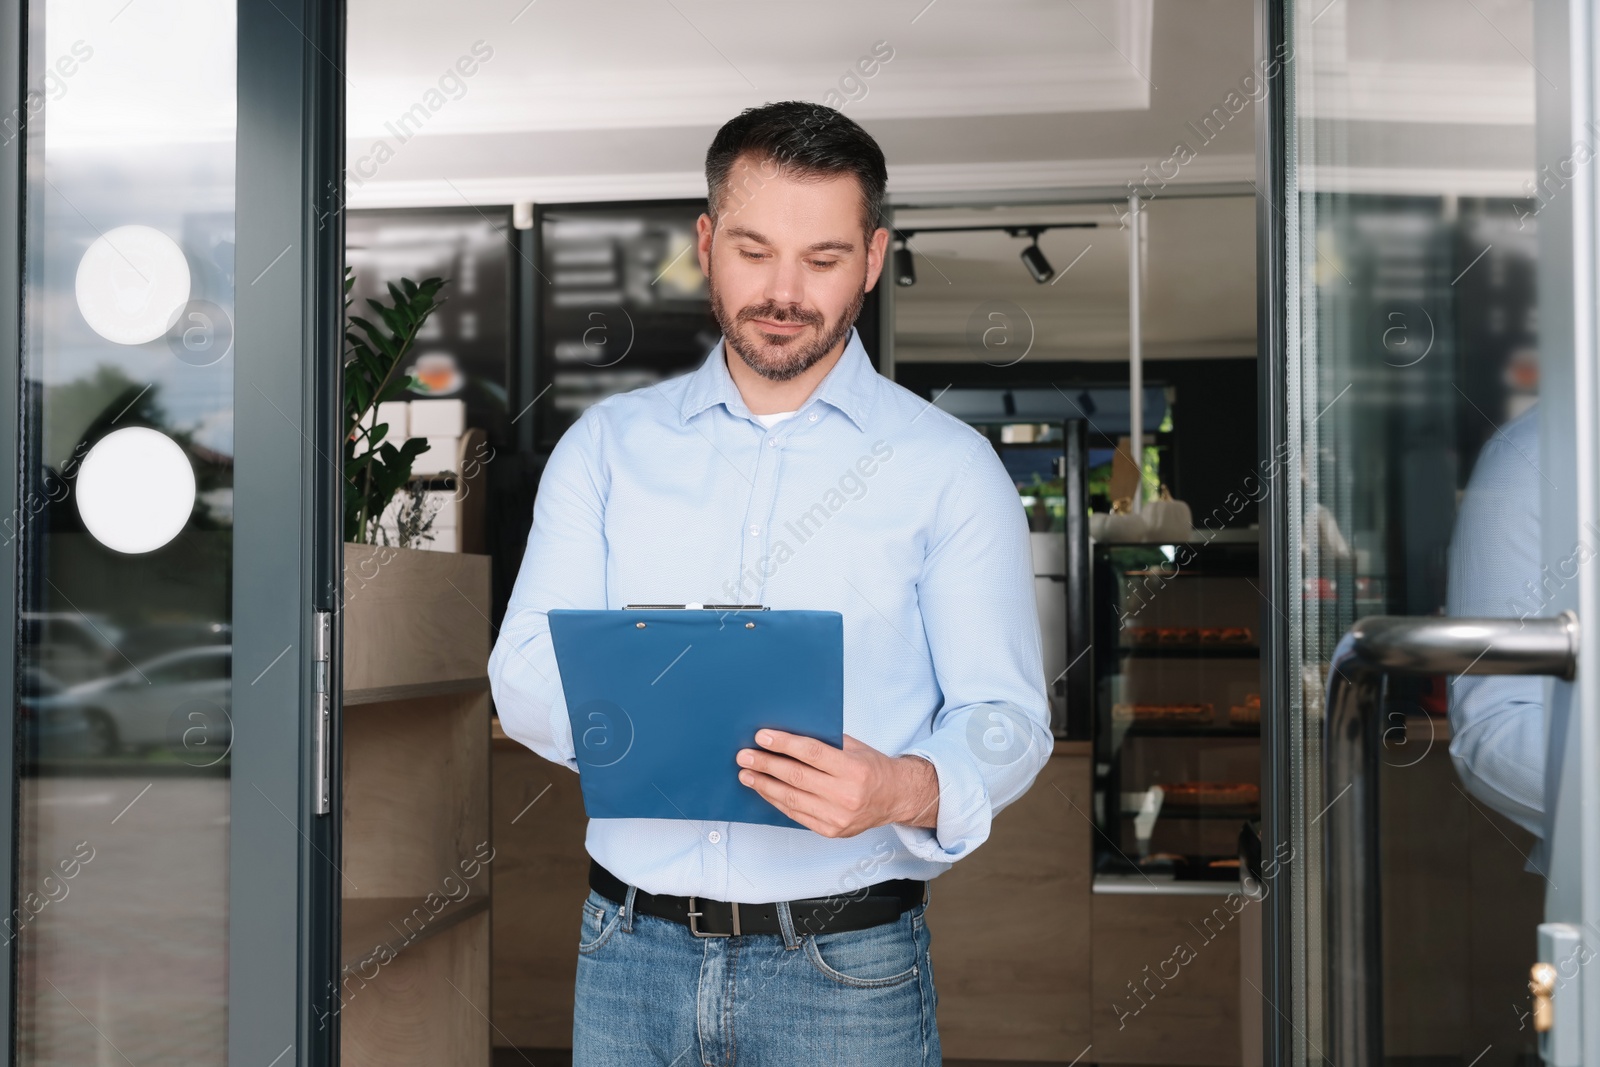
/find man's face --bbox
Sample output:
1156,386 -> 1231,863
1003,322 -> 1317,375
697,154 -> 888,382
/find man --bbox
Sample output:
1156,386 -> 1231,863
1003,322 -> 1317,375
1446,401 -> 1550,873
489,101 -> 1051,1066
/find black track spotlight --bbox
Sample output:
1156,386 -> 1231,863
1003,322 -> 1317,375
893,239 -> 916,287
1019,233 -> 1054,284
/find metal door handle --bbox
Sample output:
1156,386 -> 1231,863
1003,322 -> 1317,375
1322,613 -> 1577,1067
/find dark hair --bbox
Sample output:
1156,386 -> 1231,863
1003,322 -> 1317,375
705,101 -> 887,235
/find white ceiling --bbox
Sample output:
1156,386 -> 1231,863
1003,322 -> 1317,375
340,0 -> 1535,363
347,0 -> 1152,136
345,0 -> 1537,208
344,0 -> 1253,206
891,196 -> 1257,363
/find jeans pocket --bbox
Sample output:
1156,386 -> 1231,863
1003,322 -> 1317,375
802,910 -> 920,989
578,891 -> 623,955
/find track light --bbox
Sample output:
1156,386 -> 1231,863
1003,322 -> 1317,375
887,222 -> 1093,287
893,241 -> 916,287
1019,233 -> 1054,284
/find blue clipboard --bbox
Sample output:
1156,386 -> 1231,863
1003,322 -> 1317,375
547,606 -> 844,829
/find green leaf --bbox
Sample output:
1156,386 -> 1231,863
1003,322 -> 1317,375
343,267 -> 453,540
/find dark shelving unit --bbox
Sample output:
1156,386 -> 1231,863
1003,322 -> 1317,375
1092,539 -> 1263,885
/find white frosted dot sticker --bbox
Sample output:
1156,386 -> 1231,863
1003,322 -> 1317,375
74,225 -> 192,345
75,427 -> 196,554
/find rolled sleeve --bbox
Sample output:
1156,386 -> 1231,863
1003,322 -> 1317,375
488,410 -> 610,771
892,435 -> 1053,863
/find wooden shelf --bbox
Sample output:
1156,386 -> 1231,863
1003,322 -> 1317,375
345,675 -> 488,707
343,893 -> 491,970
342,544 -> 492,1067
1120,807 -> 1260,821
1117,645 -> 1260,659
342,544 -> 492,693
1116,724 -> 1261,739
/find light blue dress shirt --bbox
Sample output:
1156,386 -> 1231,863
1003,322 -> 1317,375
1446,404 -> 1546,854
488,328 -> 1052,903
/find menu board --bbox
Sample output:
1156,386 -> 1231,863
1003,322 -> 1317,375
347,206 -> 515,450
537,201 -> 718,447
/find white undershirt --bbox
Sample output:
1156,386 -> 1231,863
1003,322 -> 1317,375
753,409 -> 800,428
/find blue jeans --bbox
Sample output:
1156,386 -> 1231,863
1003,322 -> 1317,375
572,884 -> 941,1066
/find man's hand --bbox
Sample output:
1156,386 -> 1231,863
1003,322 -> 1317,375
736,730 -> 941,838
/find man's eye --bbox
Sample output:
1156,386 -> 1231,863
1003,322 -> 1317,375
808,259 -> 838,269
739,250 -> 766,261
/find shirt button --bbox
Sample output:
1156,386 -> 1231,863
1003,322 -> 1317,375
708,830 -> 722,844
767,438 -> 777,447
749,525 -> 760,536
807,412 -> 818,422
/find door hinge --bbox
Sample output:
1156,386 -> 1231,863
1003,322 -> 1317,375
313,610 -> 332,815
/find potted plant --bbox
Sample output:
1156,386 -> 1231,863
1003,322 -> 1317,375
343,267 -> 446,546
340,267 -> 491,672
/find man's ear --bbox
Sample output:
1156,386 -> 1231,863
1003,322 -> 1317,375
696,212 -> 715,278
862,225 -> 891,293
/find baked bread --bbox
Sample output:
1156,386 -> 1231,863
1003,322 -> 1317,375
1161,781 -> 1260,808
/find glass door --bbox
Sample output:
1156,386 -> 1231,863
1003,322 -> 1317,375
0,1 -> 344,1063
1262,0 -> 1600,1063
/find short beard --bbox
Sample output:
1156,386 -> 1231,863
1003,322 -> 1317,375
709,270 -> 864,383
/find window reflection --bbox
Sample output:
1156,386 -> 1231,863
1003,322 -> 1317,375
1286,1 -> 1544,1063
13,2 -> 236,1063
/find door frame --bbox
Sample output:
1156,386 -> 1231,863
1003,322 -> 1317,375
230,0 -> 346,1063
0,0 -> 345,1063
0,0 -> 23,1053
1253,0 -> 1294,1064
1534,0 -> 1600,1058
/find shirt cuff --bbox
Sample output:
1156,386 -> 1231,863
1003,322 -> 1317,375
890,730 -> 993,863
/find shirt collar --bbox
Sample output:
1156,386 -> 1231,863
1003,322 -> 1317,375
678,327 -> 878,432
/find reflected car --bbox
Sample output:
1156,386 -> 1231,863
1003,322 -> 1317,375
122,619 -> 232,665
50,645 -> 232,758
19,611 -> 127,686
17,665 -> 99,759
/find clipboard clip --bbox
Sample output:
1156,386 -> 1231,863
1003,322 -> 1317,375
624,603 -> 770,610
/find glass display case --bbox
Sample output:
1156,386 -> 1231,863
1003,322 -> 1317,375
1091,538 -> 1261,884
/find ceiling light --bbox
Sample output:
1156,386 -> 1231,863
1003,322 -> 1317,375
893,240 -> 916,287
1020,233 -> 1054,284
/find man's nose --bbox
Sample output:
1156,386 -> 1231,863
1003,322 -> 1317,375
765,256 -> 805,306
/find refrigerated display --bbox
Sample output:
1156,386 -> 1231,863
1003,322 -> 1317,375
1091,538 -> 1262,883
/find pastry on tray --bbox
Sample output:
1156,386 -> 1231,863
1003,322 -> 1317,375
1160,781 -> 1261,808
1228,693 -> 1262,725
1112,701 -> 1215,725
1122,625 -> 1254,647
1140,851 -> 1188,866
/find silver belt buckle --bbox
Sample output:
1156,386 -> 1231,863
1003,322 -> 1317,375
686,896 -> 740,937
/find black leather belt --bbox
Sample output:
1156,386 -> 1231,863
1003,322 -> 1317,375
589,859 -> 926,938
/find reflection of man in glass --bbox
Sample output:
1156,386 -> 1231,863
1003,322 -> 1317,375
1446,399 -> 1545,863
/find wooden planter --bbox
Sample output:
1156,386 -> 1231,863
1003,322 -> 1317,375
339,543 -> 492,1067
